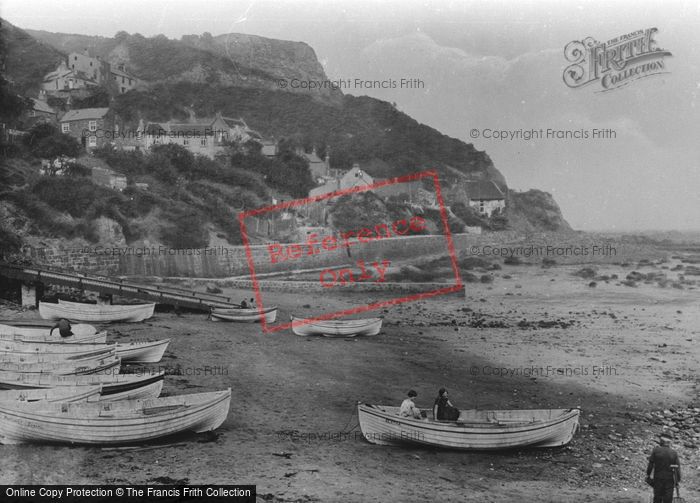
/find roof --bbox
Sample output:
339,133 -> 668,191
222,117 -> 247,129
61,108 -> 110,122
465,181 -> 505,201
110,67 -> 136,79
302,151 -> 324,164
31,99 -> 54,115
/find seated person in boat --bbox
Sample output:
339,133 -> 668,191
50,318 -> 74,338
433,387 -> 460,421
399,390 -> 423,419
240,299 -> 248,308
249,297 -> 256,307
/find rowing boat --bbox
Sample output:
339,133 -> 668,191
0,348 -> 117,364
39,301 -> 155,323
0,354 -> 120,375
357,403 -> 580,450
115,339 -> 170,363
0,370 -> 164,401
0,388 -> 231,445
211,306 -> 277,323
0,330 -> 108,344
0,322 -> 98,337
0,386 -> 102,403
290,316 -> 382,337
0,339 -> 116,356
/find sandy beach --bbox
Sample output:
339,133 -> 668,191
1,254 -> 698,503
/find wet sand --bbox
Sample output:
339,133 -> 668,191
1,260 -> 699,502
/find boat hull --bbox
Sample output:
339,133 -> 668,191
39,301 -> 155,323
211,307 -> 277,323
0,389 -> 231,445
357,404 -> 580,450
0,354 -> 120,376
0,371 -> 164,400
0,323 -> 98,338
0,386 -> 102,403
116,339 -> 170,363
291,316 -> 382,337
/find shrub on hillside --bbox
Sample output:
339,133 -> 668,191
159,208 -> 209,248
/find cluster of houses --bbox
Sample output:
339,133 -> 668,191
15,50 -> 506,234
42,50 -> 140,96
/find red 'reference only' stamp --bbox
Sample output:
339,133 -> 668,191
238,170 -> 463,333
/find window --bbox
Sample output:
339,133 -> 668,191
88,120 -> 97,132
61,123 -> 70,134
88,136 -> 97,147
200,139 -> 207,146
183,139 -> 189,146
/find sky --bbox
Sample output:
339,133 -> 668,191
2,0 -> 699,231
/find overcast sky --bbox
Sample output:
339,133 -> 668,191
3,0 -> 699,231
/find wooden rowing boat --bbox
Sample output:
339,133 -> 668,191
0,322 -> 98,337
39,301 -> 155,323
115,339 -> 170,363
5,339 -> 173,363
0,388 -> 231,445
0,386 -> 102,403
0,348 -> 117,364
0,339 -> 117,356
211,306 -> 277,323
0,354 -> 120,375
0,330 -> 107,345
357,403 -> 580,450
0,370 -> 165,401
290,316 -> 382,337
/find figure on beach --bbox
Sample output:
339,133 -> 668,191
249,297 -> 256,307
399,390 -> 422,419
433,387 -> 460,421
646,435 -> 681,503
240,299 -> 248,308
50,318 -> 73,337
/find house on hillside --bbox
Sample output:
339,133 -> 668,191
143,118 -> 229,158
299,148 -> 330,180
24,98 -> 57,127
110,64 -> 140,94
60,107 -> 113,151
465,180 -> 506,217
67,50 -> 111,85
142,114 -> 273,158
372,178 -> 437,206
308,164 -> 374,199
42,61 -> 100,93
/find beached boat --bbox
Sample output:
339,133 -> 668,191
39,301 -> 155,323
0,370 -> 164,401
0,354 -> 120,375
0,322 -> 98,337
0,329 -> 107,345
0,348 -> 117,364
0,388 -> 231,445
211,306 -> 277,323
0,339 -> 116,357
357,403 -> 580,450
290,316 -> 382,337
0,386 -> 102,403
115,339 -> 170,363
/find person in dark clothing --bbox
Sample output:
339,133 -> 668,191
240,299 -> 248,308
646,435 -> 681,503
433,387 -> 460,421
50,318 -> 73,338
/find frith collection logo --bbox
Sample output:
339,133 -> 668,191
563,28 -> 672,92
